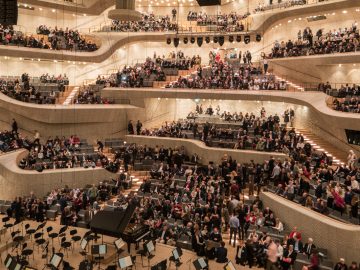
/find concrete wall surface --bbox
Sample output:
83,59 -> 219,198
125,135 -> 286,164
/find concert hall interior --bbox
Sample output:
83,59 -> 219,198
0,0 -> 360,270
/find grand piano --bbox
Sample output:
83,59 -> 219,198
89,202 -> 150,252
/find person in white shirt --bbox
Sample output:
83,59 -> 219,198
275,239 -> 284,260
351,176 -> 360,191
273,218 -> 284,233
347,150 -> 357,168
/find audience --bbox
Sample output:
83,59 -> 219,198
74,87 -> 114,104
37,25 -> 98,52
187,11 -> 249,32
0,24 -> 97,51
254,0 -> 307,13
0,73 -> 65,104
110,14 -> 178,32
165,61 -> 286,90
269,23 -> 360,58
18,135 -> 120,173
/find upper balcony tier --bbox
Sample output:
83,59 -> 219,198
0,0 -> 356,63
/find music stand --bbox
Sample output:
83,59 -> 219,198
169,247 -> 182,270
118,256 -> 133,270
4,254 -> 13,269
114,238 -> 125,266
114,238 -> 126,252
150,259 -> 167,270
224,261 -> 236,270
91,244 -> 107,270
144,241 -> 155,259
141,241 -> 155,269
193,258 -> 208,270
50,254 -> 62,269
13,263 -> 22,270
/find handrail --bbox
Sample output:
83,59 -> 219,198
253,0 -> 335,14
269,61 -> 321,81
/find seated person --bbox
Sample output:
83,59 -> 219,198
215,241 -> 228,263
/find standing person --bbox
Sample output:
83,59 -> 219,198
229,213 -> 239,247
245,239 -> 255,268
128,120 -> 134,134
11,119 -> 18,135
33,130 -> 40,144
247,51 -> 252,65
172,8 -> 177,21
192,122 -> 198,139
263,57 -> 269,74
203,122 -> 210,142
97,140 -> 104,153
136,120 -> 142,135
266,237 -> 279,270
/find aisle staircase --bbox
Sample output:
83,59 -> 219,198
296,128 -> 347,165
56,86 -> 75,104
274,74 -> 304,92
153,67 -> 197,88
62,86 -> 80,105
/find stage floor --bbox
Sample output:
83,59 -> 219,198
0,216 -> 259,270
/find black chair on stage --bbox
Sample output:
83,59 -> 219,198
34,232 -> 46,252
57,225 -> 68,240
11,230 -> 25,245
21,243 -> 34,262
60,237 -> 72,257
46,226 -> 58,247
25,224 -> 36,242
69,229 -> 81,251
2,216 -> 14,232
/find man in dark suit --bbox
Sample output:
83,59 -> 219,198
215,241 -> 228,263
303,238 -> 316,258
288,235 -> 303,253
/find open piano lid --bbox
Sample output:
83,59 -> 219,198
89,202 -> 136,237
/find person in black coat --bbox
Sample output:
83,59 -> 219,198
235,242 -> 247,265
215,241 -> 228,263
128,120 -> 134,134
12,119 -> 18,135
245,239 -> 255,268
282,245 -> 297,270
136,120 -> 142,135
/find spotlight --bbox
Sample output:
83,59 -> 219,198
219,36 -> 225,46
205,36 -> 210,43
166,38 -> 171,45
244,35 -> 250,44
183,37 -> 188,44
190,37 -> 195,44
256,34 -> 262,42
213,36 -> 218,43
236,35 -> 241,42
197,37 -> 203,47
174,37 -> 179,47
228,36 -> 234,43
